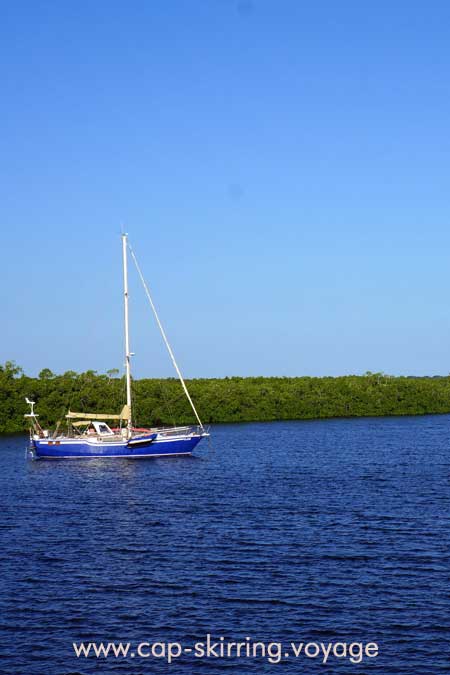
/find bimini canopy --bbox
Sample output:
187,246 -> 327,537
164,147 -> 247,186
66,405 -> 130,421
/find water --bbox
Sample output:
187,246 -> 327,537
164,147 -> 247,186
0,416 -> 449,674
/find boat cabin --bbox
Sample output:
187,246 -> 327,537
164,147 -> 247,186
88,421 -> 115,436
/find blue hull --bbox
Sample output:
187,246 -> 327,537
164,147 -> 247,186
32,435 -> 204,459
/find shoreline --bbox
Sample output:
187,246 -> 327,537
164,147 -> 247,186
3,367 -> 450,433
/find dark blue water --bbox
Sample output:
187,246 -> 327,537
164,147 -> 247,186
0,417 -> 449,674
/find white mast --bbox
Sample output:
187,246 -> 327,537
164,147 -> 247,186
122,233 -> 132,437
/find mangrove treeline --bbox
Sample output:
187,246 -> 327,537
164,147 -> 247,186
2,361 -> 450,434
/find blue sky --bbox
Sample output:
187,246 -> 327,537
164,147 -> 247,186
2,0 -> 450,378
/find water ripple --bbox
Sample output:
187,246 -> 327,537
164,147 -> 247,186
0,416 -> 449,673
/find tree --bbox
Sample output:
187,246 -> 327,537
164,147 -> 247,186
39,368 -> 55,380
1,361 -> 23,378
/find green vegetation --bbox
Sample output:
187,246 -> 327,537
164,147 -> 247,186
2,361 -> 450,434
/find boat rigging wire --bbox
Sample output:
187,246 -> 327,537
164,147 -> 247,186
127,240 -> 205,431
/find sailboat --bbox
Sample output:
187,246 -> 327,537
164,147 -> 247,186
26,234 -> 209,459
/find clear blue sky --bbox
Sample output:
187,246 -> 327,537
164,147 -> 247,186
2,0 -> 450,378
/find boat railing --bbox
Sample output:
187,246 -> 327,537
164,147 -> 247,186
148,425 -> 210,437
